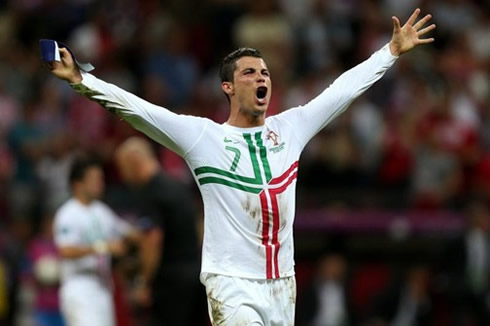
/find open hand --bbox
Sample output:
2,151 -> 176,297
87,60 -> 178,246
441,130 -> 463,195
389,8 -> 436,56
43,47 -> 82,84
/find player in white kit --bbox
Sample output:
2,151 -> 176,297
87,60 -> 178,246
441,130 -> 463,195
45,9 -> 435,325
54,157 -> 138,326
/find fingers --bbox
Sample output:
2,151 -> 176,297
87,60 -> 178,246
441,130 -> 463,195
417,24 -> 436,37
406,8 -> 421,26
42,61 -> 64,72
58,47 -> 70,58
392,16 -> 401,32
413,14 -> 432,30
59,47 -> 74,66
59,48 -> 71,61
42,62 -> 54,71
417,37 -> 435,44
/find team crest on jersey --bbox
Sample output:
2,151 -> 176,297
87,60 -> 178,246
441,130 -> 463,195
267,130 -> 285,153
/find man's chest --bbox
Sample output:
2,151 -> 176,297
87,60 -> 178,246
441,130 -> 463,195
76,209 -> 111,243
191,128 -> 299,196
198,129 -> 295,173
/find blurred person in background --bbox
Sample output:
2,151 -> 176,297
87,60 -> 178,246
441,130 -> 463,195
142,21 -> 199,109
114,137 -> 202,326
36,130 -> 78,213
7,101 -> 47,226
25,213 -> 64,326
5,218 -> 34,325
53,156 -> 140,326
368,264 -> 434,326
44,8 -> 435,325
296,252 -> 352,326
439,201 -> 490,326
0,226 -> 22,326
410,125 -> 462,210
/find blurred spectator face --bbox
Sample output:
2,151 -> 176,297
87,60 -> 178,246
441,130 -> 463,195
74,166 -> 105,201
468,203 -> 490,232
407,266 -> 430,298
318,254 -> 346,282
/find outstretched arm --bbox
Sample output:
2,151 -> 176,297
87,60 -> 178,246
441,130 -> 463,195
44,47 -> 208,158
389,8 -> 436,56
278,8 -> 435,148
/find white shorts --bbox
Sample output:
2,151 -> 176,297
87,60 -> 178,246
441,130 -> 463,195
60,277 -> 115,326
203,273 -> 296,326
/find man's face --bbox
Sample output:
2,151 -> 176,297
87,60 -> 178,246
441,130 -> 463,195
78,166 -> 105,200
226,56 -> 272,116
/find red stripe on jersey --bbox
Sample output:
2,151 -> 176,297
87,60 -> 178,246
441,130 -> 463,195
271,172 -> 298,194
270,161 -> 299,185
260,191 -> 272,279
259,161 -> 299,279
270,193 -> 280,279
268,171 -> 298,278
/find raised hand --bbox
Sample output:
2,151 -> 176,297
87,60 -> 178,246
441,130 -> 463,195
389,8 -> 436,56
43,47 -> 82,84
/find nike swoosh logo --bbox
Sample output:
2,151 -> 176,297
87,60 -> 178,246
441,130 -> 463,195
224,137 -> 233,143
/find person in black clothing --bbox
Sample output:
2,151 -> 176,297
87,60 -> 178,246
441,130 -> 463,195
369,265 -> 434,326
114,136 -> 202,326
439,201 -> 490,326
296,252 -> 353,326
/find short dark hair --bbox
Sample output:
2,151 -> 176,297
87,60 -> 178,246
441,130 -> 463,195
219,48 -> 263,83
69,156 -> 102,185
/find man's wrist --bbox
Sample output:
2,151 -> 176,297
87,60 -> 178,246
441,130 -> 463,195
69,71 -> 83,84
389,41 -> 401,57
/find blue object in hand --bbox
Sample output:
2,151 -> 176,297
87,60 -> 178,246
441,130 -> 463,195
39,39 -> 95,72
39,39 -> 61,62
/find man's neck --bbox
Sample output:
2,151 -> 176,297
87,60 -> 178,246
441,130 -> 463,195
75,194 -> 93,206
226,111 -> 265,128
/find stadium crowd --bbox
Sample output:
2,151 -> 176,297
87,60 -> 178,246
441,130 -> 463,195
0,0 -> 488,325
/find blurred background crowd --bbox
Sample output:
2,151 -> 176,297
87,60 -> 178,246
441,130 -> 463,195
0,0 -> 489,325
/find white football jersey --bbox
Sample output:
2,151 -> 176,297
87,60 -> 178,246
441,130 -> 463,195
71,44 -> 397,279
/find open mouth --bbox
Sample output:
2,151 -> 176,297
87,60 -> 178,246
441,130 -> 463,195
256,86 -> 268,103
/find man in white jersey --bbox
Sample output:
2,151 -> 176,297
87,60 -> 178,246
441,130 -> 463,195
54,157 -> 139,326
45,8 -> 435,325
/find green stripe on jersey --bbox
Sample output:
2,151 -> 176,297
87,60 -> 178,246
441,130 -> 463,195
255,132 -> 272,182
195,131 -> 272,191
198,177 -> 262,194
243,133 -> 263,183
194,166 -> 261,184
